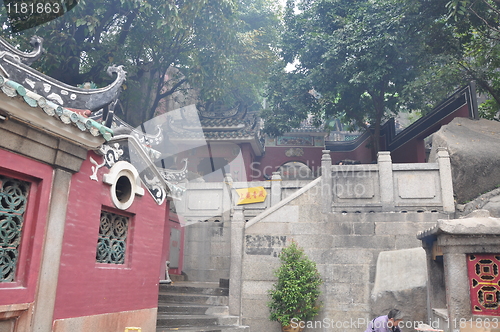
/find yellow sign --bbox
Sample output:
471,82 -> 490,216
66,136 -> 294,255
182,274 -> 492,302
236,186 -> 267,205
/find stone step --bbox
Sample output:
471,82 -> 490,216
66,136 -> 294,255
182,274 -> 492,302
159,283 -> 229,296
156,325 -> 249,332
156,281 -> 247,331
158,293 -> 229,306
158,303 -> 229,316
156,314 -> 238,328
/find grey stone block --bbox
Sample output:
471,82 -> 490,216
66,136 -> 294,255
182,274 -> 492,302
321,248 -> 374,265
367,212 -> 413,222
261,205 -> 299,223
209,256 -> 230,270
242,318 -> 278,332
241,281 -> 274,297
394,235 -> 422,249
324,283 -> 369,304
57,139 -> 87,158
289,222 -> 328,235
328,212 -> 370,223
323,264 -> 369,284
375,222 -> 419,236
211,241 -> 231,256
241,298 -> 270,318
331,235 -> 395,250
331,222 -> 375,235
54,150 -> 85,172
241,256 -> 279,281
245,222 -> 290,235
25,127 -> 58,148
288,234 -> 332,249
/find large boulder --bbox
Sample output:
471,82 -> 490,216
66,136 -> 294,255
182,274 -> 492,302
371,248 -> 428,328
429,117 -> 500,204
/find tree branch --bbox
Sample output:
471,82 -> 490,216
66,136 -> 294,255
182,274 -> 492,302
148,77 -> 188,117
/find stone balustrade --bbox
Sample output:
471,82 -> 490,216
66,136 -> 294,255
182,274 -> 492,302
321,148 -> 455,213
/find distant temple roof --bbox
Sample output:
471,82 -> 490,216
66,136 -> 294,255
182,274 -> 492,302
165,102 -> 265,155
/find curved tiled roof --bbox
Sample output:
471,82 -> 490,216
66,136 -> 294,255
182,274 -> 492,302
0,74 -> 114,140
199,117 -> 244,128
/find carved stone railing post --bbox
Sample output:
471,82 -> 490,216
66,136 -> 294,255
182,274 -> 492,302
222,173 -> 233,221
321,150 -> 332,213
229,206 -> 245,318
436,147 -> 455,213
378,151 -> 395,211
270,171 -> 282,206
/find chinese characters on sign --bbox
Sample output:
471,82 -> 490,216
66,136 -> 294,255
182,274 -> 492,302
236,186 -> 267,205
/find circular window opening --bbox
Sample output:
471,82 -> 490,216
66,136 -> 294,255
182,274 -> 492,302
115,175 -> 132,203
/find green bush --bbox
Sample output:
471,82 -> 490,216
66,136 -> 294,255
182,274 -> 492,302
268,241 -> 323,327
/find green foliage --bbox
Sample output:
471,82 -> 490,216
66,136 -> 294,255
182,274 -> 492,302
0,0 -> 280,126
264,0 -> 456,153
268,241 -> 322,327
436,0 -> 500,120
479,99 -> 500,121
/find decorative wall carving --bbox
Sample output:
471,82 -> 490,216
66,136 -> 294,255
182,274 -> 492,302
96,211 -> 129,264
0,175 -> 30,282
285,148 -> 304,157
468,254 -> 500,316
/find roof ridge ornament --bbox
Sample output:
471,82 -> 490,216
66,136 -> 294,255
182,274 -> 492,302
0,35 -> 44,67
0,36 -> 126,112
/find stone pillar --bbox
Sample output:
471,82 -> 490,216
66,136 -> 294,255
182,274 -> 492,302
222,173 -> 233,221
229,207 -> 245,317
321,150 -> 332,213
32,168 -> 73,332
442,250 -> 471,330
378,151 -> 394,211
436,148 -> 455,213
270,172 -> 281,206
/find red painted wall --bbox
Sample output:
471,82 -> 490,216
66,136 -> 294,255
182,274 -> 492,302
53,151 -> 168,320
391,139 -> 426,163
0,149 -> 52,306
391,104 -> 470,163
255,146 -> 324,180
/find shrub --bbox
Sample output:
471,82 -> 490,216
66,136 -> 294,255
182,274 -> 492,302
268,241 -> 323,327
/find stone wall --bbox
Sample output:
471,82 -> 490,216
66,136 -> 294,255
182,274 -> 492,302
229,151 -> 455,331
180,150 -> 456,331
183,219 -> 232,281
238,179 -> 445,331
181,178 -> 307,281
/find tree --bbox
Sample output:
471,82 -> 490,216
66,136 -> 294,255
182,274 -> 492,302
436,0 -> 500,120
263,0 -> 464,155
268,241 -> 322,327
1,0 -> 280,126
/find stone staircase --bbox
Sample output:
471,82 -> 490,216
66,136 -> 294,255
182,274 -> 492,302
156,281 -> 249,332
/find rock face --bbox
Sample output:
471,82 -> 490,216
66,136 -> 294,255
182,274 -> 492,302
429,117 -> 500,204
370,248 -> 428,326
483,195 -> 500,217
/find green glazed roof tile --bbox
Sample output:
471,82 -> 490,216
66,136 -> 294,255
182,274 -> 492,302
0,75 -> 113,140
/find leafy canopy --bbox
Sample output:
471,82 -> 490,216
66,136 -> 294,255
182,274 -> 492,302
262,0 -> 478,153
0,0 -> 280,126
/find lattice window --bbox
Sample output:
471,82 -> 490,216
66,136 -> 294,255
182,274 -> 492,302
0,175 -> 30,282
467,254 -> 500,316
96,211 -> 129,264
